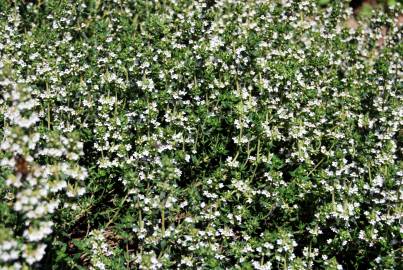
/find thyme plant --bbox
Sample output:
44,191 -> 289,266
0,0 -> 401,269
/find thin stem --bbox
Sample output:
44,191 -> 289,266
46,82 -> 51,130
104,192 -> 129,228
161,205 -> 165,237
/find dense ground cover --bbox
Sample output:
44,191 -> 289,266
0,0 -> 402,269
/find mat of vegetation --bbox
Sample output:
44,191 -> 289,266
0,0 -> 402,269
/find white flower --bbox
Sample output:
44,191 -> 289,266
373,175 -> 384,187
94,261 -> 106,270
226,156 -> 239,168
23,244 -> 46,265
210,36 -> 224,49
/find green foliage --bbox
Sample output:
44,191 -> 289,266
0,0 -> 402,269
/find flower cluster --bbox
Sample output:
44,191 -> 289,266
86,230 -> 114,270
0,0 -> 401,269
0,64 -> 87,268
